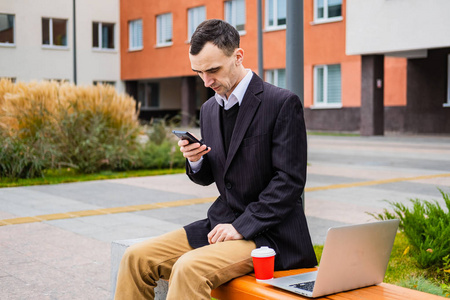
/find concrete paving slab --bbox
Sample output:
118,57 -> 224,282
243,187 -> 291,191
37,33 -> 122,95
107,173 -> 219,198
27,181 -> 195,207
0,187 -> 101,217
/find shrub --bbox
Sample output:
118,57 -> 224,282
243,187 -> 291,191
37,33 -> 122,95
369,190 -> 450,269
139,117 -> 185,170
0,133 -> 57,178
0,79 -> 141,176
139,140 -> 184,169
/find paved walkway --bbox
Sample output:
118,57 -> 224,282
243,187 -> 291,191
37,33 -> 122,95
1,134 -> 450,299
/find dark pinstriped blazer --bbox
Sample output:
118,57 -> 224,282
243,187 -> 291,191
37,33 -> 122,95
184,73 -> 317,270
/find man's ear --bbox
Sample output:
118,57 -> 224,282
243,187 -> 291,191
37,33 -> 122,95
235,48 -> 244,66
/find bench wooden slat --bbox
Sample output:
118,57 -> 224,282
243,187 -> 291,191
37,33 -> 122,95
211,268 -> 445,300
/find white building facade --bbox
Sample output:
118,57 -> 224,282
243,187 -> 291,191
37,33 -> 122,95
0,0 -> 123,91
345,0 -> 450,134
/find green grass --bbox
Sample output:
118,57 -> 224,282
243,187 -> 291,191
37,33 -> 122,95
0,168 -> 185,188
314,232 -> 449,297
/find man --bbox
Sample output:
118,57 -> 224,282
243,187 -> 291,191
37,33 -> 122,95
115,19 -> 317,300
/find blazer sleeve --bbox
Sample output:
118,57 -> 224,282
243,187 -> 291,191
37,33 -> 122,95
186,105 -> 215,186
232,94 -> 307,239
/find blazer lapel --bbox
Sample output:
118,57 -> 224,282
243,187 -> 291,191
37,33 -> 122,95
224,74 -> 263,174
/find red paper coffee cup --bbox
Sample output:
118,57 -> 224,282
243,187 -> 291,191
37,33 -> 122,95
251,246 -> 276,281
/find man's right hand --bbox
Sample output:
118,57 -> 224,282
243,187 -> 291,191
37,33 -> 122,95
178,138 -> 211,162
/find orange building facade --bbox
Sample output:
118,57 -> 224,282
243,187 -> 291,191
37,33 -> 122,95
120,0 -> 407,133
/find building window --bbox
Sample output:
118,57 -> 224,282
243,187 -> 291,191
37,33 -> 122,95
156,13 -> 172,47
129,19 -> 143,51
138,82 -> 159,108
265,69 -> 286,89
225,0 -> 246,33
188,6 -> 206,41
0,77 -> 16,83
0,14 -> 15,45
42,18 -> 68,47
314,0 -> 342,23
93,22 -> 115,50
93,81 -> 115,87
445,54 -> 450,107
314,64 -> 341,107
266,0 -> 286,30
44,79 -> 69,83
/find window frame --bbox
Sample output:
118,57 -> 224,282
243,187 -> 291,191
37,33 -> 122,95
156,13 -> 173,47
128,19 -> 143,51
224,0 -> 246,35
0,77 -> 16,83
0,13 -> 15,46
265,69 -> 286,89
445,54 -> 450,108
93,80 -> 116,87
138,81 -> 160,109
187,6 -> 206,42
42,17 -> 69,49
92,22 -> 115,51
313,64 -> 342,109
265,0 -> 286,31
313,0 -> 343,25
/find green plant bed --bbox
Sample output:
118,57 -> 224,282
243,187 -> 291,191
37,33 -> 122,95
0,168 -> 185,188
365,190 -> 450,297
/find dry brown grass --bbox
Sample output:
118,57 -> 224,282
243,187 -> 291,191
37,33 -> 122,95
0,79 -> 139,137
0,79 -> 144,176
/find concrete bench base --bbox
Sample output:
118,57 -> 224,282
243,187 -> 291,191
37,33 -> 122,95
111,237 -> 168,300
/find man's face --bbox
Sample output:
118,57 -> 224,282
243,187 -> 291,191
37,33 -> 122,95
189,42 -> 242,98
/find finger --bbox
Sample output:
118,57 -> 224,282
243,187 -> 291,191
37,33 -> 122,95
207,228 -> 217,244
185,143 -> 207,153
178,139 -> 189,147
183,145 -> 209,159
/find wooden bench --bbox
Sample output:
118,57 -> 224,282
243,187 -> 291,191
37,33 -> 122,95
211,268 -> 445,300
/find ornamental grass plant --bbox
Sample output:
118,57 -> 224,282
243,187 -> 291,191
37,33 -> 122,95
369,190 -> 450,296
0,79 -> 184,179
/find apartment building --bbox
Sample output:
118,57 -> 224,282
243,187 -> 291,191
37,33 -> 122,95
346,0 -> 450,134
120,0 -> 417,134
0,0 -> 123,91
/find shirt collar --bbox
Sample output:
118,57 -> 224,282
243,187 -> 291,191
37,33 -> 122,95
215,69 -> 253,110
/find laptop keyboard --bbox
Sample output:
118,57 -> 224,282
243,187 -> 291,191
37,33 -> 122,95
290,281 -> 315,292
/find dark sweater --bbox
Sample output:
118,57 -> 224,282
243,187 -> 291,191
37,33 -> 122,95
220,103 -> 240,156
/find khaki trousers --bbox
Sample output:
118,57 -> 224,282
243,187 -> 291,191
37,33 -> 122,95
114,228 -> 256,300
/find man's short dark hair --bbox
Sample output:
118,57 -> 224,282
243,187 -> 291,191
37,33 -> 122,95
190,19 -> 240,57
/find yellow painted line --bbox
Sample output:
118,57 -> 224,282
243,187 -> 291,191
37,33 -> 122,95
2,216 -> 41,225
70,209 -> 109,217
1,173 -> 449,227
305,173 -> 450,192
34,213 -> 76,221
0,197 -> 216,227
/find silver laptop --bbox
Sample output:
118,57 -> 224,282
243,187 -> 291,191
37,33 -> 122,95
264,219 -> 399,298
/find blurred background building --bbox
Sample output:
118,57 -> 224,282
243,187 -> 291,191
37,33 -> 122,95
1,0 -> 449,134
0,0 -> 123,92
346,0 -> 450,134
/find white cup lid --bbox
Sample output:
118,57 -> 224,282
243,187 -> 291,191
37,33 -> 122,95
251,246 -> 276,258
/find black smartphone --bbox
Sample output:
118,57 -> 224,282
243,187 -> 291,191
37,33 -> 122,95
172,130 -> 205,145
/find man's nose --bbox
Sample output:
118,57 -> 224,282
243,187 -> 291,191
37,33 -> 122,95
202,74 -> 214,88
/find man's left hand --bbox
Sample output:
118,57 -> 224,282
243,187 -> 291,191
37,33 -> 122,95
208,224 -> 243,244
